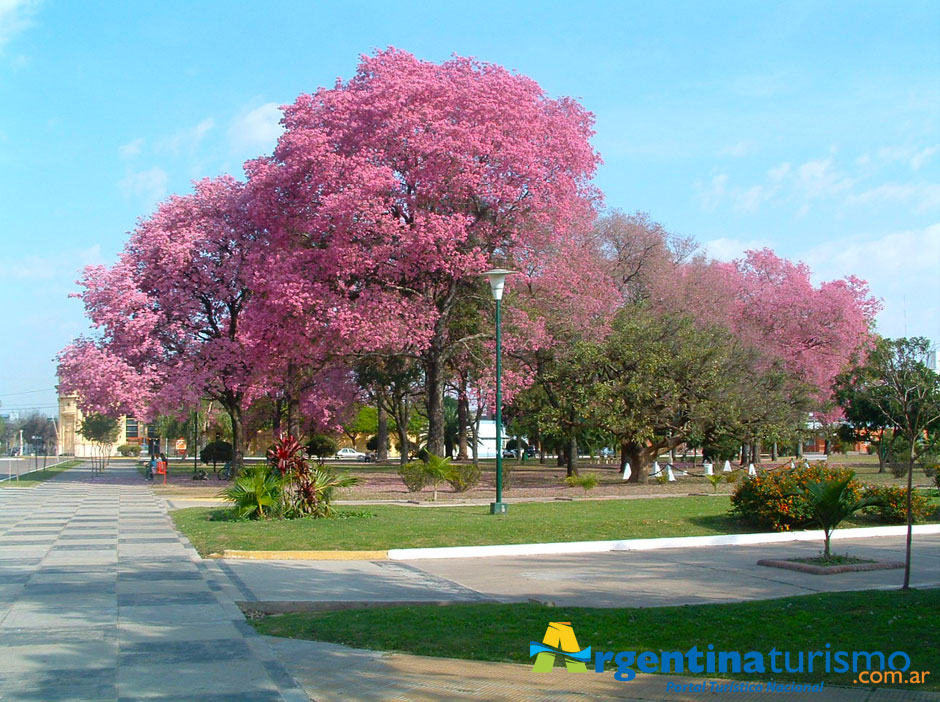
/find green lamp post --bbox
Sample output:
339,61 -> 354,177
482,268 -> 514,515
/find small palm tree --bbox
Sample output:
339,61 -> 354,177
306,468 -> 359,518
410,453 -> 454,501
221,464 -> 282,519
798,477 -> 880,560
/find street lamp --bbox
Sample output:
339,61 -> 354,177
482,268 -> 514,515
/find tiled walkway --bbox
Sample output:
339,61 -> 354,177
0,462 -> 307,702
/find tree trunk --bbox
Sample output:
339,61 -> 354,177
456,389 -> 469,460
824,438 -> 831,455
272,397 -> 283,437
470,407 -> 482,465
876,441 -> 886,473
903,446 -> 915,589
377,403 -> 388,462
623,442 -> 656,483
227,402 -> 245,475
566,435 -> 578,477
740,444 -> 748,466
753,439 -> 762,465
424,348 -> 446,457
395,419 -> 410,469
771,442 -> 778,461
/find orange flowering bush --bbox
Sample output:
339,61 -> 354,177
730,462 -> 863,531
862,485 -> 931,523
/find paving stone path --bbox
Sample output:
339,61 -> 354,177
0,462 -> 308,702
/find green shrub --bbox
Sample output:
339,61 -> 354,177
862,485 -> 932,523
706,473 -> 726,493
220,464 -> 283,520
446,462 -> 481,492
564,473 -> 599,491
499,462 -> 514,490
730,462 -> 863,532
400,454 -> 453,500
888,463 -> 908,478
398,462 -> 427,492
306,434 -> 338,465
200,440 -> 233,468
117,443 -> 141,457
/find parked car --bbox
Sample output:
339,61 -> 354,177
598,447 -> 615,458
334,447 -> 367,461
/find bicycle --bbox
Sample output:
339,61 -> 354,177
216,461 -> 233,481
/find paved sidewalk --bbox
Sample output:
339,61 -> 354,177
266,637 -> 940,702
0,462 -> 306,702
219,533 -> 940,609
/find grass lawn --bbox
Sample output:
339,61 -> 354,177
252,589 -> 940,690
0,459 -> 80,488
169,495 -> 932,555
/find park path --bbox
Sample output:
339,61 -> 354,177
0,462 -> 307,702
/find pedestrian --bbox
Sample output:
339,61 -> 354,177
147,454 -> 157,481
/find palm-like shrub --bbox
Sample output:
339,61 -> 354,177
268,433 -> 358,517
798,477 -> 881,560
221,464 -> 282,519
305,468 -> 359,518
564,473 -> 599,491
401,453 -> 454,501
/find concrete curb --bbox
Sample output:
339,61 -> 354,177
219,549 -> 389,560
756,558 -> 905,575
388,524 -> 940,560
211,524 -> 939,561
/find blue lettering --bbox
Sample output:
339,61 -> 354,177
833,651 -> 849,673
718,651 -> 742,672
637,651 -> 658,673
743,651 -> 764,673
888,652 -> 910,671
614,652 -> 636,681
784,651 -> 804,673
687,646 -> 704,673
661,651 -> 683,673
594,651 -> 614,673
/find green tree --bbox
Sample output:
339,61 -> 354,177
843,337 -> 940,588
305,434 -> 338,466
79,413 -> 120,471
200,440 -> 234,471
569,305 -> 807,482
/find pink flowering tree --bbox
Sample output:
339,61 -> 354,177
245,48 -> 600,456
728,250 -> 879,402
59,176 -> 267,471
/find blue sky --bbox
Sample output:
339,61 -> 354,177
1,0 -> 938,417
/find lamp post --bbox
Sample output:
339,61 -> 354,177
482,268 -> 514,515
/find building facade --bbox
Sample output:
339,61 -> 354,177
57,393 -> 145,457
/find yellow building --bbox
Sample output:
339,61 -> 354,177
57,393 -> 144,457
